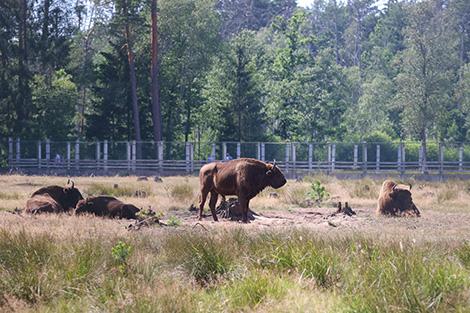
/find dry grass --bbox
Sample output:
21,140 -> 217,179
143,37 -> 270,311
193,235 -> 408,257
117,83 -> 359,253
1,174 -> 470,311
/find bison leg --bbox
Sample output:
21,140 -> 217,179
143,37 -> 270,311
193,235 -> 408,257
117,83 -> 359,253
209,192 -> 219,222
198,190 -> 209,221
238,197 -> 249,223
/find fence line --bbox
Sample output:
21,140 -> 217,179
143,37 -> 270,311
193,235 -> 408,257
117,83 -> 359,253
7,138 -> 470,177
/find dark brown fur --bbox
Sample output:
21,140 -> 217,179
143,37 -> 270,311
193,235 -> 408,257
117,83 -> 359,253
198,158 -> 287,223
74,196 -> 140,219
377,180 -> 420,217
31,185 -> 83,211
25,195 -> 62,214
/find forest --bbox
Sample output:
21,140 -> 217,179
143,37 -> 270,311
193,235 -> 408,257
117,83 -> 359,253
0,0 -> 469,152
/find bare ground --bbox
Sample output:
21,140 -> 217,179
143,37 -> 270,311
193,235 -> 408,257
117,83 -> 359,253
1,174 -> 469,243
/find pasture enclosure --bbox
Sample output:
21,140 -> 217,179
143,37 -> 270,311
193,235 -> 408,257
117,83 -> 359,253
7,138 -> 470,178
0,175 -> 470,312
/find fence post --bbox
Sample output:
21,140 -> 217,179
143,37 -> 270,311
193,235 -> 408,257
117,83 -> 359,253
418,144 -> 422,171
222,142 -> 227,160
308,143 -> 313,171
439,143 -> 444,177
285,143 -> 290,175
257,142 -> 261,160
96,141 -> 101,169
353,144 -> 358,170
75,139 -> 80,170
327,144 -> 332,173
261,143 -> 265,161
401,142 -> 406,175
397,143 -> 402,172
158,141 -> 163,173
459,146 -> 464,172
185,142 -> 190,173
126,141 -> 131,171
362,142 -> 368,175
66,142 -> 71,170
292,143 -> 297,177
211,143 -> 216,160
37,141 -> 42,169
331,143 -> 336,172
103,140 -> 108,173
236,143 -> 241,159
376,144 -> 380,172
45,139 -> 50,169
16,138 -> 20,162
8,138 -> 13,166
132,140 -> 136,172
190,142 -> 194,173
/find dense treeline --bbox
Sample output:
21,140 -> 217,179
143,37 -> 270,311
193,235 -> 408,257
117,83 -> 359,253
0,0 -> 469,151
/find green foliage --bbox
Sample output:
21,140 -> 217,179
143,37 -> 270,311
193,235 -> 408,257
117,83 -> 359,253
166,215 -> 181,227
111,241 -> 132,274
306,180 -> 330,204
0,0 -> 469,156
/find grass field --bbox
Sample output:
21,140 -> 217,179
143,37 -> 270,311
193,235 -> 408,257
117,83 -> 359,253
0,175 -> 470,312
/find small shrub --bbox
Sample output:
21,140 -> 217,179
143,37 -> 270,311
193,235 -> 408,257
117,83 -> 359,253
306,180 -> 330,204
111,241 -> 132,274
167,215 -> 181,227
170,184 -> 194,201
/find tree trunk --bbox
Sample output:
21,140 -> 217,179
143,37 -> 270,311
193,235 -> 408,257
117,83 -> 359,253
17,0 -> 30,137
151,0 -> 162,147
41,0 -> 51,81
123,0 -> 142,158
420,129 -> 427,174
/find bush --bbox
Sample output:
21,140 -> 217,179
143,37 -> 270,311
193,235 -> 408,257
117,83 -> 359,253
306,180 -> 330,204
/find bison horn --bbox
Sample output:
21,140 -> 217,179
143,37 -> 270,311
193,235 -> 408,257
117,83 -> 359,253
273,160 -> 277,167
409,183 -> 412,190
70,180 -> 75,189
67,178 -> 70,185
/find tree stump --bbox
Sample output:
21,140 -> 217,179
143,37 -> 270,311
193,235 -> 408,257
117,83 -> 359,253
334,202 -> 356,216
216,198 -> 258,221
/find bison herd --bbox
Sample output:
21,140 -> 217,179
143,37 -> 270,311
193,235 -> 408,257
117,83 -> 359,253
22,158 -> 421,222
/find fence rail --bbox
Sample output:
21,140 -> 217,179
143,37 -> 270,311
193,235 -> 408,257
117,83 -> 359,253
7,138 -> 470,178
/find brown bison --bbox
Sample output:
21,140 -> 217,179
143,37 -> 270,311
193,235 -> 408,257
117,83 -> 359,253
198,158 -> 287,223
25,195 -> 62,214
377,180 -> 420,217
74,196 -> 140,219
25,180 -> 83,214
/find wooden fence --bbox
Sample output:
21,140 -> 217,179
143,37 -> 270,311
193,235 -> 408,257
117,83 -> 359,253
6,138 -> 470,178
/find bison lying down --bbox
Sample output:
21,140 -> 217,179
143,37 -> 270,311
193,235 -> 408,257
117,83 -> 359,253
74,196 -> 140,219
199,158 -> 287,223
377,180 -> 420,217
25,181 -> 83,214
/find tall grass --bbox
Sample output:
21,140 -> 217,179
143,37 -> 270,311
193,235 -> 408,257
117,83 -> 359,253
0,229 -> 469,312
85,183 -> 151,198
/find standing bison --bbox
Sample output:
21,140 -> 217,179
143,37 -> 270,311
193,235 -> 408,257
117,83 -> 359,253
377,180 -> 420,217
25,180 -> 83,214
198,158 -> 287,223
74,196 -> 140,219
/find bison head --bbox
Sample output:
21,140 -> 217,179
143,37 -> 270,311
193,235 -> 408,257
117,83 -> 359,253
266,161 -> 287,189
390,184 -> 420,217
63,180 -> 84,209
74,198 -> 93,215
